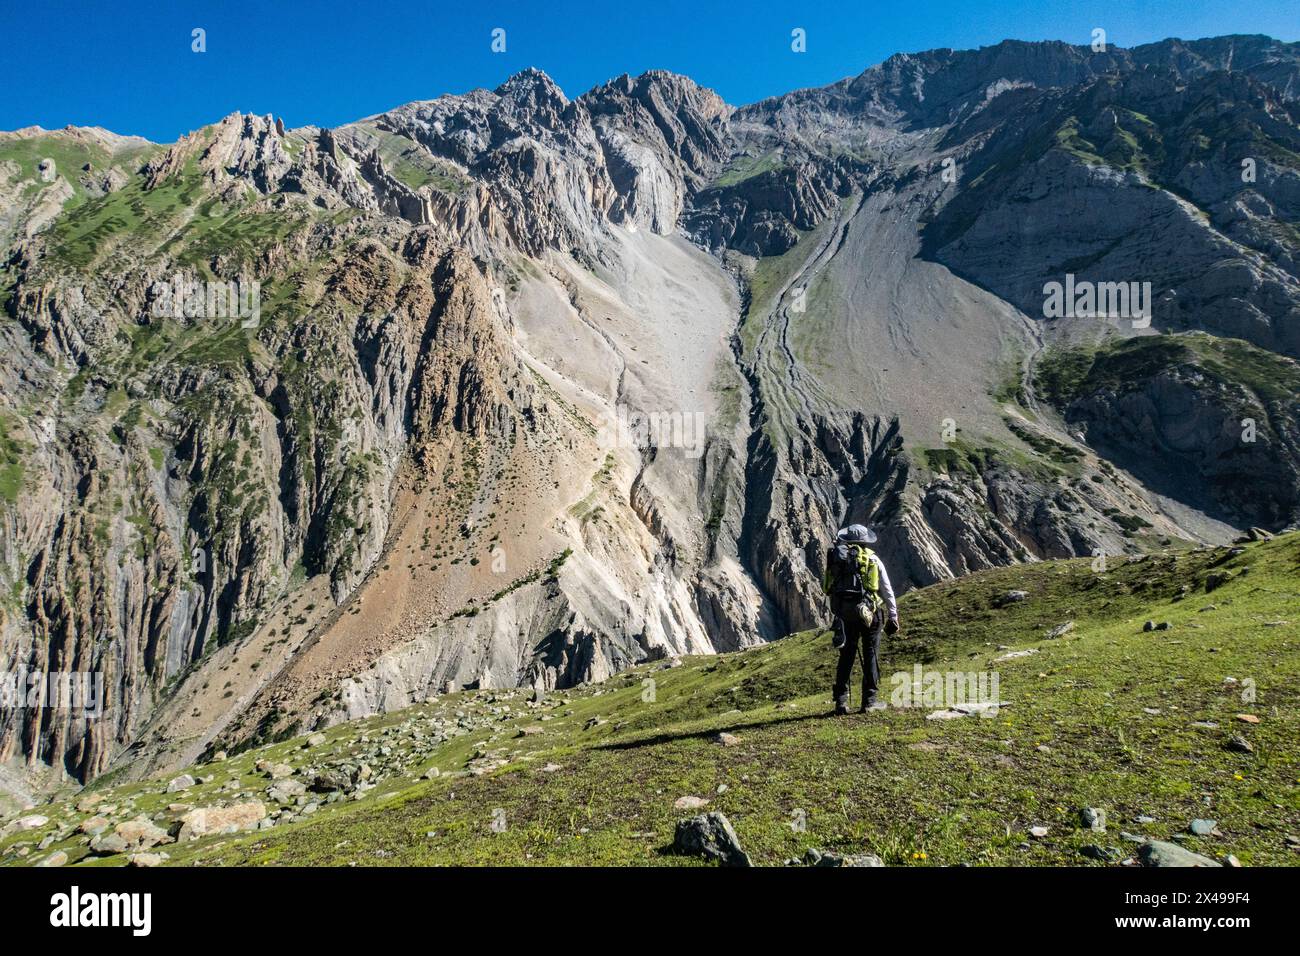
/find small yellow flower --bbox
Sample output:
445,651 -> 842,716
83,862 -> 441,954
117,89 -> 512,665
1234,773 -> 1244,780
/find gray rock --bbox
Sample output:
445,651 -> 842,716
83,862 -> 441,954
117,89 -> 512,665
1189,818 -> 1219,837
266,780 -> 307,803
995,590 -> 1030,607
1138,840 -> 1222,867
1080,844 -> 1122,862
1080,807 -> 1106,832
1225,734 -> 1254,753
89,833 -> 129,856
166,774 -> 196,793
1205,571 -> 1232,592
311,770 -> 352,793
802,847 -> 884,867
672,812 -> 752,867
115,816 -> 171,849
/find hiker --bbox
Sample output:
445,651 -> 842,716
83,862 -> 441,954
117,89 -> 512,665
822,524 -> 899,715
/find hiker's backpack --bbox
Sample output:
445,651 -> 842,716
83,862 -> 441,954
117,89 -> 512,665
825,543 -> 881,620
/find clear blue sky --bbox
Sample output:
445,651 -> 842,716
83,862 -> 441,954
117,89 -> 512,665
4,0 -> 1297,141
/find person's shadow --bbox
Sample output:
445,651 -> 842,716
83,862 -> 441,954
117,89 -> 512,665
593,710 -> 824,752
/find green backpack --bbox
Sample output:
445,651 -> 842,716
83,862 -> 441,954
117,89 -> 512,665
825,543 -> 882,620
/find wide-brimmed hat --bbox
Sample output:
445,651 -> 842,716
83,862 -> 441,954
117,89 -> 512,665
836,524 -> 877,544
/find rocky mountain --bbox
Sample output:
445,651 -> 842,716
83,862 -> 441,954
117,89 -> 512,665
1,34 -> 1297,795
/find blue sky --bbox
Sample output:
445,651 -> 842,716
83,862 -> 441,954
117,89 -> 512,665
4,0 -> 1298,141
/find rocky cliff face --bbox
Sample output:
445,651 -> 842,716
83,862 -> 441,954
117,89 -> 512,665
1,35 -> 1297,792
922,67 -> 1300,357
1037,335 -> 1300,528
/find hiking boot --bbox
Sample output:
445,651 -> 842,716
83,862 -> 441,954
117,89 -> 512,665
858,697 -> 883,713
833,702 -> 850,717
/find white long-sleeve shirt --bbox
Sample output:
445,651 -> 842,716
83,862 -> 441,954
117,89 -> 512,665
869,552 -> 898,624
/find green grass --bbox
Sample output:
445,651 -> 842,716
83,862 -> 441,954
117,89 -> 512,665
1053,110 -> 1163,179
371,130 -> 471,195
990,349 -> 1028,407
711,151 -> 786,189
0,414 -> 26,504
43,164 -> 207,270
921,429 -> 1072,483
6,534 -> 1298,868
745,223 -> 816,325
160,195 -> 309,271
42,149 -> 324,276
1036,334 -> 1300,409
0,133 -> 156,212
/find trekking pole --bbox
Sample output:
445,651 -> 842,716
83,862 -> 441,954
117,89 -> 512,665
856,637 -> 866,709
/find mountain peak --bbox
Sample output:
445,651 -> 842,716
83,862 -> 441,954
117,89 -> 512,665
494,67 -> 568,106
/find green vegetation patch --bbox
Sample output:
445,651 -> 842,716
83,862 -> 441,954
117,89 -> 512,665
372,130 -> 472,195
0,414 -> 26,504
0,133 -> 155,212
1036,334 -> 1300,409
711,150 -> 786,189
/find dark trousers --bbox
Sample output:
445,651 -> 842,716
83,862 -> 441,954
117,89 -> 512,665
833,612 -> 882,708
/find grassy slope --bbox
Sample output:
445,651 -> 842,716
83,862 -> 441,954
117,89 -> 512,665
1036,333 -> 1300,410
0,133 -> 159,211
367,129 -> 471,195
5,535 -> 1298,867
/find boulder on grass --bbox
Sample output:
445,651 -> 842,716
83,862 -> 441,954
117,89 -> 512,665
175,802 -> 267,842
672,812 -> 751,867
1137,840 -> 1221,868
115,816 -> 172,849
